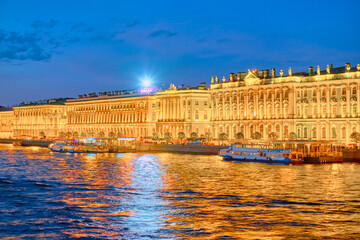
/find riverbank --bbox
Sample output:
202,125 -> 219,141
0,139 -> 225,155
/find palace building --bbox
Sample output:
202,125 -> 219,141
1,63 -> 359,145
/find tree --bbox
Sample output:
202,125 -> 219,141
98,132 -> 105,138
205,131 -> 213,143
66,132 -> 72,139
81,132 -> 87,138
59,132 -> 66,138
235,132 -> 244,140
164,131 -> 172,143
218,132 -> 228,144
268,132 -> 278,141
350,132 -> 360,143
73,132 -> 79,138
117,132 -> 124,138
190,132 -> 198,141
89,132 -> 95,138
177,132 -> 185,141
251,131 -> 262,140
108,132 -> 115,139
39,131 -> 45,138
288,132 -> 297,140
152,132 -> 160,141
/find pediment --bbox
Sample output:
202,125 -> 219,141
244,70 -> 261,86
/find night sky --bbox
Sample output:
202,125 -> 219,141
1,0 -> 360,106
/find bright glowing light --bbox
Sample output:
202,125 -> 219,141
141,76 -> 152,87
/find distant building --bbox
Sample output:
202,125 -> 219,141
1,63 -> 360,144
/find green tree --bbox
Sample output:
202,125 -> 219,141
235,132 -> 244,140
251,131 -> 261,140
66,132 -> 72,139
152,132 -> 160,141
39,131 -> 45,138
218,132 -> 228,144
190,132 -> 198,141
73,132 -> 79,138
177,132 -> 185,141
268,132 -> 278,141
350,132 -> 360,143
89,132 -> 95,138
81,132 -> 87,138
288,132 -> 297,140
108,132 -> 115,139
117,132 -> 124,138
164,131 -> 172,143
205,131 -> 213,143
98,132 -> 105,138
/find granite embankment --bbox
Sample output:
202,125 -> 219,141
0,139 -> 225,155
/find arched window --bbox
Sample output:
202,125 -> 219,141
284,125 -> 289,138
312,127 -> 317,138
342,127 -> 346,139
332,88 -> 336,96
250,125 -> 254,136
260,125 -> 264,136
275,104 -> 280,118
268,125 -> 272,134
240,125 -> 244,133
276,92 -> 280,99
322,127 -> 326,139
303,105 -> 308,118
195,110 -> 199,120
313,104 -> 318,116
342,87 -> 346,95
283,104 -> 288,118
204,111 -> 208,120
352,87 -> 357,95
313,90 -> 317,97
332,104 -> 337,117
276,125 -> 280,135
259,105 -> 264,119
297,128 -> 301,139
304,127 -> 307,138
322,104 -> 327,118
322,89 -> 326,97
284,91 -> 289,99
353,127 -> 357,133
342,103 -> 347,117
304,90 -> 308,98
267,105 -> 272,119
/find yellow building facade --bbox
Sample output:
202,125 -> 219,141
210,64 -> 360,144
0,63 -> 359,145
0,110 -> 14,138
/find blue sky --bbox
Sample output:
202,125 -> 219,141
1,0 -> 360,105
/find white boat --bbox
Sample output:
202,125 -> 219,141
49,141 -> 75,153
219,144 -> 292,164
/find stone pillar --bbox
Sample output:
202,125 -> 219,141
346,84 -> 351,117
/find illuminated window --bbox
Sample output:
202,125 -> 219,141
322,127 -> 326,138
352,87 -> 357,95
312,127 -> 317,138
342,88 -> 346,95
352,104 -> 357,117
332,104 -> 337,117
342,127 -> 346,139
204,111 -> 207,120
195,110 -> 199,120
342,104 -> 347,117
332,88 -> 336,96
204,101 -> 207,105
195,101 -> 199,105
304,127 -> 307,138
304,90 -> 307,98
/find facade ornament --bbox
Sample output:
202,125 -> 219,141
326,65 -> 330,74
357,64 -> 360,72
215,76 -> 219,84
280,69 -> 283,77
169,83 -> 177,91
271,68 -> 276,78
211,76 -> 214,84
222,76 -> 226,82
346,63 -> 351,72
288,67 -> 292,76
317,65 -> 320,75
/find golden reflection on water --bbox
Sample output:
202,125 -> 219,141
0,144 -> 360,239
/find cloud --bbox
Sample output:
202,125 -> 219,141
148,30 -> 177,38
90,34 -> 110,42
0,30 -> 55,61
30,19 -> 59,29
67,37 -> 81,43
125,20 -> 140,28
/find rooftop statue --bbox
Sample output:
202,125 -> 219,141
326,65 -> 330,74
211,76 -> 214,84
358,64 -> 360,71
215,76 -> 219,84
288,67 -> 292,76
222,76 -> 226,82
169,83 -> 177,91
280,69 -> 283,77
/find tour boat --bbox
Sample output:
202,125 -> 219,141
49,141 -> 75,153
219,144 -> 292,164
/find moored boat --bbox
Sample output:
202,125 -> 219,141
219,144 -> 292,164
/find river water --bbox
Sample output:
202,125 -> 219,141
0,144 -> 359,239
